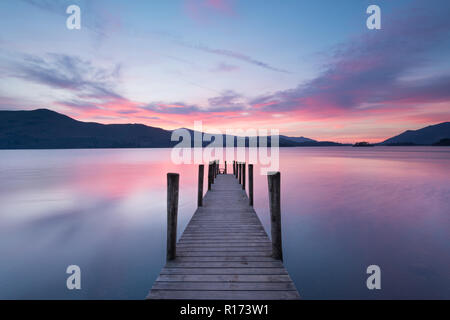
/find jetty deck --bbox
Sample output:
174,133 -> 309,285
147,170 -> 300,300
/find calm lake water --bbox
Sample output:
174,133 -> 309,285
0,147 -> 449,299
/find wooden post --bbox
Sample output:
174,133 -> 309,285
208,162 -> 212,190
197,164 -> 204,207
238,162 -> 241,184
249,164 -> 254,206
224,161 -> 227,174
268,172 -> 282,261
166,173 -> 179,261
233,161 -> 235,176
240,163 -> 243,185
242,162 -> 246,190
212,161 -> 216,183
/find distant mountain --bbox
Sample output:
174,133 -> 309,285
0,109 -> 174,149
432,138 -> 450,146
381,122 -> 450,145
0,109 -> 347,149
280,135 -> 316,143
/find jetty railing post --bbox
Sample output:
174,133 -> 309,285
237,162 -> 239,179
197,164 -> 204,207
208,162 -> 212,190
240,163 -> 243,185
166,173 -> 179,261
214,160 -> 219,179
238,162 -> 241,184
249,164 -> 254,206
242,162 -> 246,190
268,171 -> 283,261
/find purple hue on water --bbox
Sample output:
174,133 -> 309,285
0,147 -> 449,299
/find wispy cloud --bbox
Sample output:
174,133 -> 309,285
142,90 -> 246,115
19,0 -> 121,40
179,41 -> 291,73
179,40 -> 291,74
211,62 -> 240,73
184,0 -> 235,22
12,53 -> 123,101
250,4 -> 450,119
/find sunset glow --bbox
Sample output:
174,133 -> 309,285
1,0 -> 449,143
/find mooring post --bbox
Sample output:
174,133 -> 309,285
208,162 -> 212,190
240,163 -> 243,185
237,162 -> 239,179
268,172 -> 282,261
212,161 -> 216,183
233,161 -> 235,176
216,160 -> 219,177
197,164 -> 204,207
166,173 -> 179,261
249,164 -> 254,206
224,161 -> 227,174
242,162 -> 246,190
238,162 -> 241,184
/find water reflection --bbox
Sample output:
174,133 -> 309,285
0,147 -> 449,299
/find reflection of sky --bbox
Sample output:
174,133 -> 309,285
0,147 -> 449,299
1,1 -> 450,142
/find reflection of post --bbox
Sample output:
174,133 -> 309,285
248,164 -> 254,206
208,162 -> 212,190
167,173 -> 179,261
242,162 -> 246,190
197,164 -> 204,207
268,172 -> 282,261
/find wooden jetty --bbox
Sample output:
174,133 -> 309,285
147,161 -> 300,300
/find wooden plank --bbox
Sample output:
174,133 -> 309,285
152,282 -> 296,291
176,243 -> 272,248
155,274 -> 294,282
178,241 -> 271,245
147,290 -> 300,300
175,247 -> 271,252
172,256 -> 280,262
159,268 -> 288,275
175,251 -> 272,257
165,261 -> 284,268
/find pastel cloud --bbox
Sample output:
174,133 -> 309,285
211,62 -> 240,73
11,53 -> 123,101
250,5 -> 450,120
184,0 -> 235,22
178,40 -> 290,73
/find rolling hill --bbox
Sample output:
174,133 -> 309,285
381,122 -> 450,145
